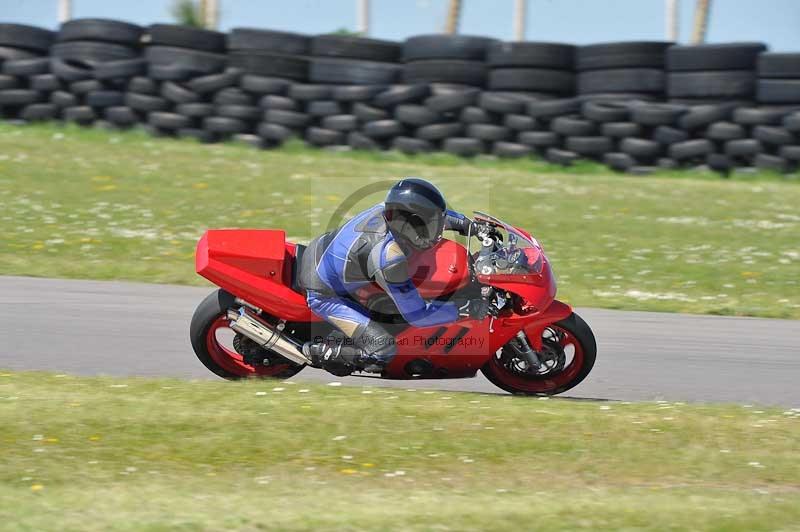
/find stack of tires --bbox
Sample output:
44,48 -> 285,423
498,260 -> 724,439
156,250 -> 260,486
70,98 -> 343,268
304,34 -> 401,148
46,19 -> 143,126
576,41 -> 671,100
486,41 -> 575,97
0,24 -> 55,121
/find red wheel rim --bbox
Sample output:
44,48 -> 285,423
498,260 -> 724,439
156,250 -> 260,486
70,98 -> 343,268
488,325 -> 585,393
205,316 -> 293,378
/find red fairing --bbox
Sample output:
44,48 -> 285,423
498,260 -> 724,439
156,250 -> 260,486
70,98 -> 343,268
407,238 -> 470,298
196,230 -> 319,321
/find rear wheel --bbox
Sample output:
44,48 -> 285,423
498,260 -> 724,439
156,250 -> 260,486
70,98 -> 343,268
481,312 -> 596,395
189,289 -> 305,380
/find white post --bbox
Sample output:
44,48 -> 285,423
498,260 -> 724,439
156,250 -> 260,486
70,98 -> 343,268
356,0 -> 369,35
665,0 -> 679,41
513,0 -> 527,41
58,0 -> 72,23
206,0 -> 219,29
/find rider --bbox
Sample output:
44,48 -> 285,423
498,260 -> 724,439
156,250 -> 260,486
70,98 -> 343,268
297,178 -> 493,375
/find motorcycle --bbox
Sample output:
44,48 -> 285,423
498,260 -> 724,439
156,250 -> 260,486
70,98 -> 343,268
190,211 -> 596,395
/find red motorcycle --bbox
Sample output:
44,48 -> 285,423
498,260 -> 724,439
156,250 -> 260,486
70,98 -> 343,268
190,211 -> 596,395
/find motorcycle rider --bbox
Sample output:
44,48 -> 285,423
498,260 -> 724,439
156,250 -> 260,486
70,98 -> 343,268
297,178 -> 494,376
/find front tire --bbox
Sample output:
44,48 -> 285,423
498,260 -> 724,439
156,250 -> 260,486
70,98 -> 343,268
481,312 -> 596,395
189,289 -> 305,380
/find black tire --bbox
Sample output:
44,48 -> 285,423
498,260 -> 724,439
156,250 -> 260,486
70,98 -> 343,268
725,138 -> 763,158
481,312 -> 596,396
259,95 -> 298,111
706,152 -> 733,172
69,78 -> 102,94
403,60 -> 487,86
332,84 -> 387,102
179,127 -> 220,143
214,87 -> 255,106
0,46 -> 39,63
667,71 -> 756,99
581,100 -> 630,122
488,68 -> 574,93
20,103 -> 57,121
175,103 -> 215,118
309,58 -> 400,85
677,102 -> 736,130
733,106 -> 797,126
104,106 -> 139,126
391,136 -> 434,154
657,157 -> 679,169
347,131 -> 383,151
228,28 -> 309,55
492,141 -> 532,158
758,53 -> 800,79
217,104 -> 261,121
546,147 -> 579,165
50,58 -> 92,81
29,74 -> 61,92
394,104 -> 441,126
50,90 -> 77,108
62,105 -> 96,124
753,125 -> 795,146
630,102 -> 688,126
706,121 -> 746,141
148,64 -> 196,81
600,121 -> 641,138
466,123 -> 511,142
620,137 -> 661,160
353,102 -> 389,122
779,145 -> 800,161
783,111 -> 800,132
503,113 -> 538,131
146,46 -> 227,74
526,97 -> 581,118
311,34 -> 400,63
669,139 -> 713,161
565,136 -> 612,157
257,122 -> 293,142
652,125 -> 689,145
93,58 -> 146,80
190,290 -> 304,380
187,70 -> 242,94
51,41 -> 138,66
757,79 -> 800,104
307,100 -> 343,117
125,92 -> 170,112
0,24 -> 54,53
551,116 -> 596,136
578,68 -> 664,94
487,41 -> 574,69
576,41 -> 670,71
58,18 -> 143,46
2,57 -> 49,76
415,122 -> 463,141
518,130 -> 560,148
321,114 -> 358,131
240,74 -> 291,95
148,111 -> 191,130
754,153 -> 789,173
460,106 -> 496,125
0,89 -> 42,106
372,84 -> 430,108
425,88 -> 479,113
263,109 -> 310,129
603,152 -> 635,171
443,137 -> 485,157
403,34 -> 496,62
204,116 -> 249,134
127,76 -> 157,95
305,126 -> 346,146
148,24 -> 225,53
666,42 -> 766,71
228,51 -> 307,80
0,74 -> 19,90
86,90 -> 125,108
478,91 -> 525,114
161,81 -> 201,104
362,119 -> 405,138
288,83 -> 330,101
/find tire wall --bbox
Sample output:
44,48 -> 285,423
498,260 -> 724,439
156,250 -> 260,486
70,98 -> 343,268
1,20 -> 799,174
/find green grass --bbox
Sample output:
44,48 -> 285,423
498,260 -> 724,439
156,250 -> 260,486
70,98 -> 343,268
1,123 -> 799,318
1,371 -> 798,531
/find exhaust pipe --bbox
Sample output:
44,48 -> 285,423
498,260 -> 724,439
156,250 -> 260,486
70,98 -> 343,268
226,307 -> 311,366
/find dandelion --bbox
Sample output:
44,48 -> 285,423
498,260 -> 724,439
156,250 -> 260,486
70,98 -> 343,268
32,435 -> 43,441
30,484 -> 44,492
332,435 -> 347,441
255,391 -> 267,396
362,463 -> 374,468
192,183 -> 209,190
88,435 -> 101,441
272,387 -> 285,392
340,468 -> 358,475
748,461 -> 765,468
599,405 -> 611,410
394,470 -> 406,476
361,390 -> 373,394
342,455 -> 353,460
298,389 -> 310,393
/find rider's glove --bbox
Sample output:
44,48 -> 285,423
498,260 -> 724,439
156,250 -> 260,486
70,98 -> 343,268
457,298 -> 494,320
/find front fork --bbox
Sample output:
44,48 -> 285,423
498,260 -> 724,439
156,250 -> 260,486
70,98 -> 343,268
509,330 -> 542,369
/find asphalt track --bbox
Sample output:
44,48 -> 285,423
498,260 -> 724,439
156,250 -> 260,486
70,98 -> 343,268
1,276 -> 798,406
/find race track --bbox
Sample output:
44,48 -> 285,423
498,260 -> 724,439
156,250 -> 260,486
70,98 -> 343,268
1,276 -> 798,406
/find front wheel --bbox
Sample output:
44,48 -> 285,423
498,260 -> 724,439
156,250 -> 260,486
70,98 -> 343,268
189,289 -> 305,380
481,312 -> 596,395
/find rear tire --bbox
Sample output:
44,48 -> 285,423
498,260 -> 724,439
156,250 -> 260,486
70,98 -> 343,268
481,312 -> 596,395
189,289 -> 305,380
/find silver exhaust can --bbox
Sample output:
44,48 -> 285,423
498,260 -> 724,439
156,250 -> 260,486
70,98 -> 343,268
226,307 -> 310,366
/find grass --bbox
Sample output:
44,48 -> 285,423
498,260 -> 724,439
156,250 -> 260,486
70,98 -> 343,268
1,123 -> 799,318
1,370 -> 798,531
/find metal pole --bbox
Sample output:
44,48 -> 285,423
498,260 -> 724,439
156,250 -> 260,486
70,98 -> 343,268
513,0 -> 527,41
444,0 -> 461,34
58,0 -> 72,23
665,0 -> 679,41
691,0 -> 711,44
206,0 -> 219,29
356,0 -> 369,35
